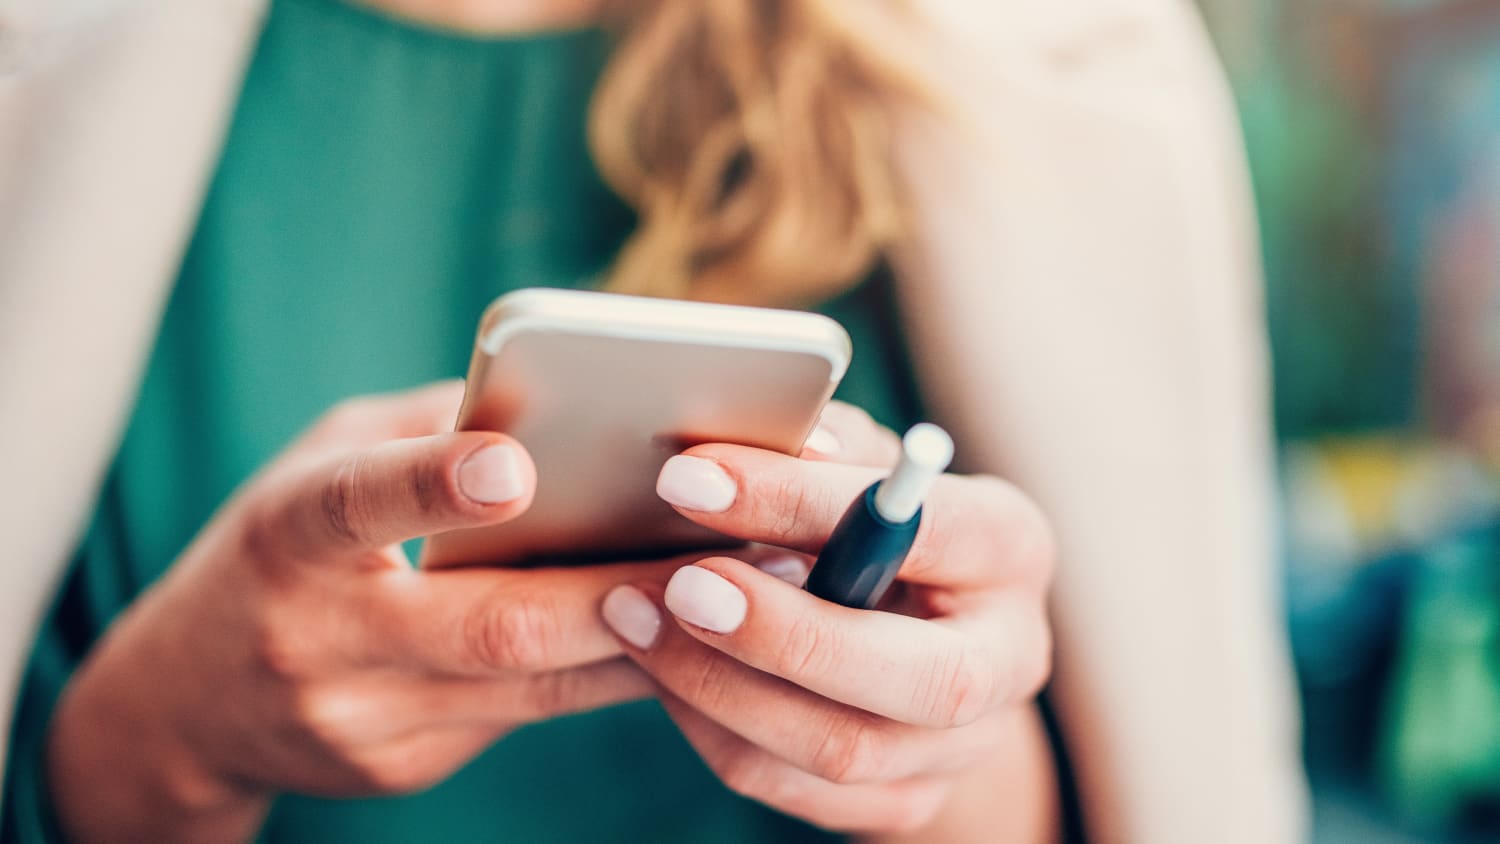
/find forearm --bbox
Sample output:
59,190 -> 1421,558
860,706 -> 1059,844
46,645 -> 269,844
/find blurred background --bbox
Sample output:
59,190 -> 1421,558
1198,0 -> 1500,841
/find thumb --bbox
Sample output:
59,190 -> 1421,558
245,431 -> 536,565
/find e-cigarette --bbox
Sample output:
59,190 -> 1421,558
804,423 -> 954,609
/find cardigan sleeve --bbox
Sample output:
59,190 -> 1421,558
0,0 -> 262,792
2,555 -> 102,844
891,1 -> 1310,841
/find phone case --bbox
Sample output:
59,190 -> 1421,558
422,288 -> 851,567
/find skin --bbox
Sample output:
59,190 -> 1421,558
47,383 -> 671,841
49,384 -> 1057,842
47,4 -> 1061,841
615,407 -> 1059,839
353,0 -> 605,32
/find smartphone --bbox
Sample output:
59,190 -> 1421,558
422,288 -> 851,568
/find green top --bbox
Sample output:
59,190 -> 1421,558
2,0 -> 923,840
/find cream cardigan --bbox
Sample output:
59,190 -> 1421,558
0,0 -> 1308,840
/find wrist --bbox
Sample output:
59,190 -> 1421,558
47,660 -> 269,844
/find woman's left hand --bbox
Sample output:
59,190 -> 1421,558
600,406 -> 1057,835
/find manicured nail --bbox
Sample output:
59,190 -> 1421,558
755,554 -> 810,586
602,585 -> 662,650
656,455 -> 736,513
458,444 -> 524,504
804,425 -> 841,456
665,566 -> 747,634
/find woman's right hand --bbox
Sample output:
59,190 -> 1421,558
47,383 -> 675,844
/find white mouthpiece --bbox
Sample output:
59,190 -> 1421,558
873,423 -> 954,523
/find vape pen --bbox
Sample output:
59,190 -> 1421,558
804,423 -> 954,609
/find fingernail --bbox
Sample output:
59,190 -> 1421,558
656,455 -> 736,513
755,554 -> 810,586
459,444 -> 525,504
804,425 -> 841,456
665,566 -> 747,634
602,585 -> 662,650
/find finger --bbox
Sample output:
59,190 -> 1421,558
800,402 -> 903,469
657,692 -> 950,834
656,445 -> 1053,588
251,432 -> 536,564
307,724 -> 503,797
603,583 -> 1000,785
414,658 -> 654,727
660,558 -> 1050,726
366,556 -> 689,676
292,381 -> 466,456
284,659 -> 651,776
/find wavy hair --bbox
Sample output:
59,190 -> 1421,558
591,0 -> 932,305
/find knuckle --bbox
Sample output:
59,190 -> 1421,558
1010,491 -> 1058,580
321,454 -> 371,547
761,473 -> 805,541
884,786 -> 947,835
811,715 -> 886,785
465,592 -> 557,672
989,610 -> 1054,706
723,756 -> 811,814
777,614 -> 836,681
1014,615 -> 1055,700
519,674 -> 563,719
758,469 -> 832,545
978,477 -> 1057,572
715,748 -> 773,801
756,766 -> 813,813
348,751 -> 433,795
252,621 -> 317,681
945,476 -> 1057,585
756,772 -> 810,813
238,500 -> 292,570
681,653 -> 739,713
968,476 -> 1018,544
288,687 -> 360,751
915,645 -> 995,729
405,451 -> 451,517
520,669 -> 577,718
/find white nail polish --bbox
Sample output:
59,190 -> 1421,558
458,444 -> 525,504
602,586 -> 661,650
656,455 -> 737,513
804,425 -> 840,456
665,566 -> 747,634
754,554 -> 810,586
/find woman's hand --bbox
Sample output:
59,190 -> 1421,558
601,406 -> 1057,837
47,383 -> 680,844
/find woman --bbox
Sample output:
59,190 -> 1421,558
0,0 -> 1307,841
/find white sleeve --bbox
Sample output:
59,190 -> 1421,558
892,2 -> 1310,841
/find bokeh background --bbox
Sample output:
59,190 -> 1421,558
1199,1 -> 1500,841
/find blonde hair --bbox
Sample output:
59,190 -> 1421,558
590,0 -> 932,306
